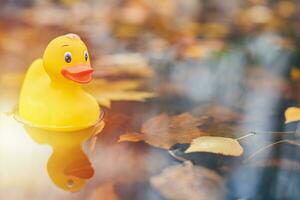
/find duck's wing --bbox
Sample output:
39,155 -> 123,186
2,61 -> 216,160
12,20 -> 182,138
20,58 -> 50,95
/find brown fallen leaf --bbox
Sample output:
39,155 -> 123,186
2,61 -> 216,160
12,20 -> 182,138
176,37 -> 203,59
150,161 -> 225,200
285,107 -> 300,123
86,182 -> 119,200
185,136 -> 244,156
201,22 -> 229,39
84,79 -> 155,108
119,113 -> 208,149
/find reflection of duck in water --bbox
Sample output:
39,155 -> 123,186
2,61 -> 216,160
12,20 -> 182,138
23,120 -> 104,192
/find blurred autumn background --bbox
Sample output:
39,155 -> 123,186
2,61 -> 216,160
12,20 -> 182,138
1,0 -> 300,199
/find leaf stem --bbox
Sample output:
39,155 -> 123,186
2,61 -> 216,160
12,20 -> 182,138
243,139 -> 299,163
236,132 -> 256,141
236,131 -> 298,141
168,150 -> 189,162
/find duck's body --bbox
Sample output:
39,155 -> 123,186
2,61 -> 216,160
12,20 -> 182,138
18,34 -> 100,131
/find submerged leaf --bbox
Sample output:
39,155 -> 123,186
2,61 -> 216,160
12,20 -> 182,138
185,136 -> 244,156
86,182 -> 119,200
150,161 -> 225,200
119,113 -> 208,149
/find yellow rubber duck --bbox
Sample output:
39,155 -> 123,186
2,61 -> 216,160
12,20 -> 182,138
19,33 -> 100,131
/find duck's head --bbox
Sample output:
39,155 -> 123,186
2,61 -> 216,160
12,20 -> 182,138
43,33 -> 93,85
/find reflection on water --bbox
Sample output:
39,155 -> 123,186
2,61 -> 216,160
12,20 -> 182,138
5,113 -> 104,192
0,115 -> 53,198
23,123 -> 102,192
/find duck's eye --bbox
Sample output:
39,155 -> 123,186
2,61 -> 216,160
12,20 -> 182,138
84,51 -> 88,61
64,52 -> 72,63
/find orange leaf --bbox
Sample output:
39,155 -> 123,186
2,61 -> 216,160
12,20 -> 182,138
119,133 -> 144,142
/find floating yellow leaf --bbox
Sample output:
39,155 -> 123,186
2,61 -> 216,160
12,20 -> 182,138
285,107 -> 300,124
185,136 -> 244,156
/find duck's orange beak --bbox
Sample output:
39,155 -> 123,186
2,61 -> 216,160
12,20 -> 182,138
61,64 -> 94,84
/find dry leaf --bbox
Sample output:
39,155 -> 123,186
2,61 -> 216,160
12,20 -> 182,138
118,132 -> 143,142
94,53 -> 154,78
93,121 -> 106,136
86,182 -> 119,200
119,113 -> 208,149
285,107 -> 300,123
89,121 -> 106,152
176,37 -> 203,59
290,68 -> 300,81
202,23 -> 229,39
246,5 -> 273,24
276,1 -> 295,18
185,136 -> 244,156
150,161 -> 225,200
84,79 -> 155,108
